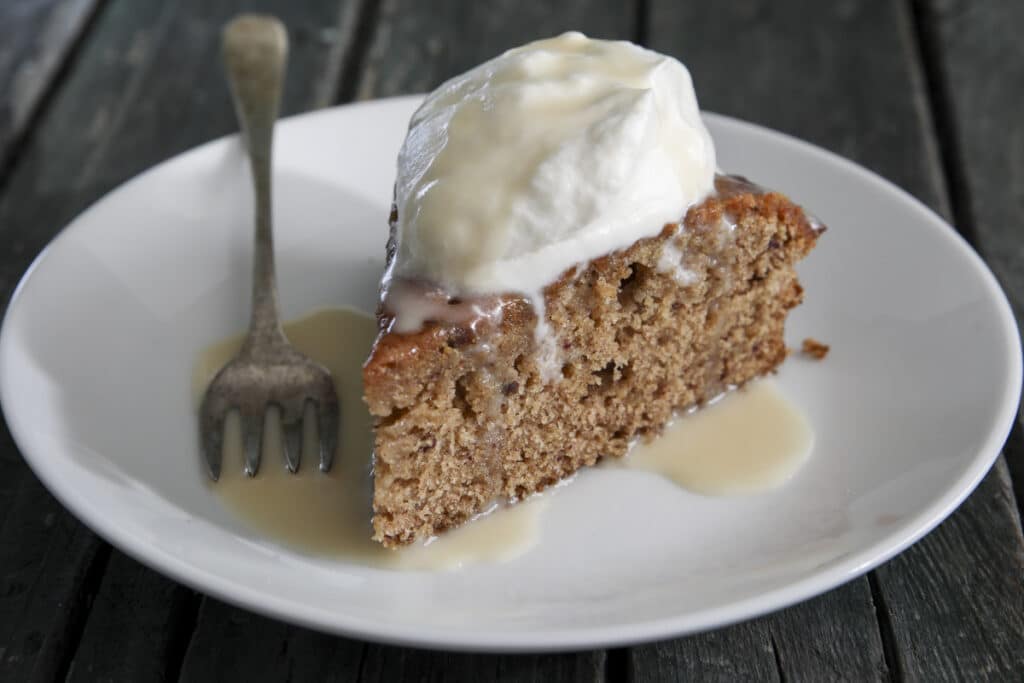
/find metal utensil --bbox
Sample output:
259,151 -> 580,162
199,14 -> 339,479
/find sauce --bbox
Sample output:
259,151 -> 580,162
193,308 -> 546,571
608,381 -> 813,494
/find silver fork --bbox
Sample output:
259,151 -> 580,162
200,15 -> 339,480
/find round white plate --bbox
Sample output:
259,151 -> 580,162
1,96 -> 1020,651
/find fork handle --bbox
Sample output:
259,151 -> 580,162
223,15 -> 289,346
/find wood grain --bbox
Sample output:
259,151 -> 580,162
915,0 -> 1024,318
178,600 -> 365,683
631,580 -> 890,682
65,551 -> 198,683
649,0 -> 947,207
629,618 -> 780,682
0,480 -> 105,682
763,579 -> 890,682
0,1 -> 362,679
874,461 -> 1024,680
356,646 -> 605,683
352,0 -> 637,99
0,0 -> 100,170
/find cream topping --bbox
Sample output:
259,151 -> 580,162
390,31 -> 716,298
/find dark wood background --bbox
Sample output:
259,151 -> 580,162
1,0 -> 1022,680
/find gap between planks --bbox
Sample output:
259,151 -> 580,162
335,0 -> 382,103
905,0 -> 976,244
0,0 -> 109,196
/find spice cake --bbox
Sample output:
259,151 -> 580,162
362,33 -> 823,547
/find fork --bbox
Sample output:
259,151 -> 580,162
200,15 -> 339,480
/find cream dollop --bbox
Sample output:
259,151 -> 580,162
391,31 -> 716,295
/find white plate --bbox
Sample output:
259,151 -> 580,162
1,96 -> 1020,651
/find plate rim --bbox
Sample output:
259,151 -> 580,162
1,96 -> 1021,652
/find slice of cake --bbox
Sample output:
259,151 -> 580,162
363,33 -> 824,547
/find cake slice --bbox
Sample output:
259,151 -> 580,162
361,33 -> 823,547
365,176 -> 821,546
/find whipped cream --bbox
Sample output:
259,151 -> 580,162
390,31 -> 717,296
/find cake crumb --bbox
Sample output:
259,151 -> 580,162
801,338 -> 830,360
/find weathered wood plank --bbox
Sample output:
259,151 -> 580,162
65,551 -> 198,683
0,0 -> 101,170
0,0 -> 363,679
0,477 -> 106,681
630,580 -> 887,682
650,0 -> 947,208
915,0 -> 1024,320
177,600 -> 365,682
356,645 -> 605,683
874,460 -> 1024,680
64,0 -> 363,209
0,0 -> 361,302
352,0 -> 637,99
763,579 -> 889,682
629,619 -> 779,682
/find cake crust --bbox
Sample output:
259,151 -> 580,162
364,177 -> 822,547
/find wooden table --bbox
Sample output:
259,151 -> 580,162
1,1 -> 1021,680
